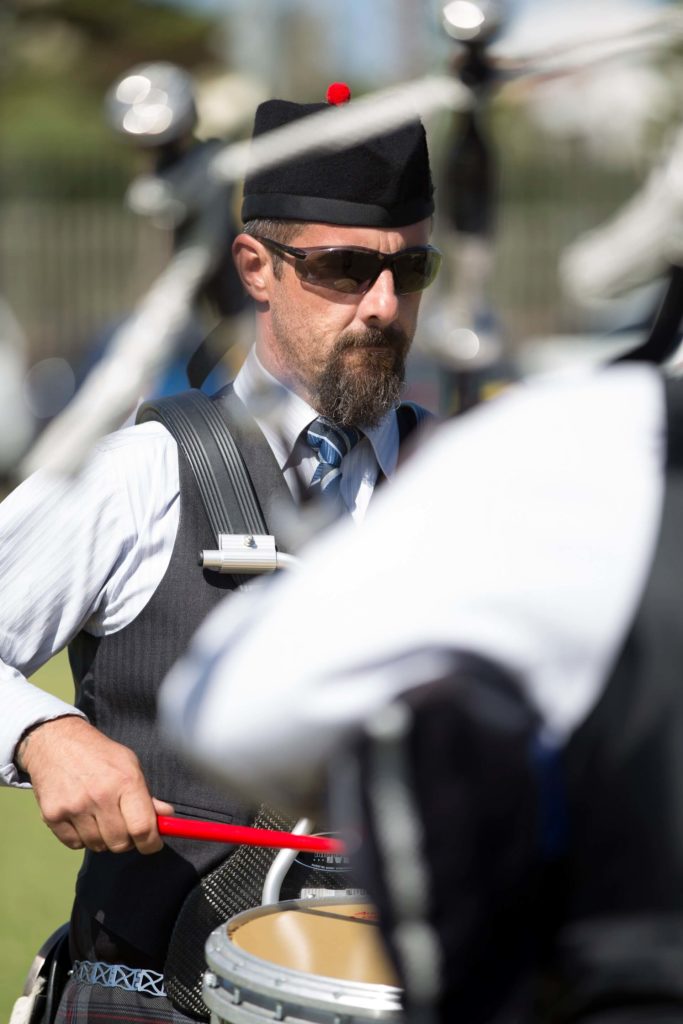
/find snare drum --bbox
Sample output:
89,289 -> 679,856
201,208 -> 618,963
203,895 -> 403,1023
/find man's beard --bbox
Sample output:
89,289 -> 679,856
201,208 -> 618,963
311,326 -> 409,428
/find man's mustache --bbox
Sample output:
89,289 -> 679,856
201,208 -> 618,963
337,326 -> 409,352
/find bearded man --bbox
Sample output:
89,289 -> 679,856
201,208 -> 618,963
1,83 -> 440,1024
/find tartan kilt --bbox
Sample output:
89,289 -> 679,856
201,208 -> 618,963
55,976 -> 199,1024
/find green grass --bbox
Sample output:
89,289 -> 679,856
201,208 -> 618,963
0,652 -> 80,1021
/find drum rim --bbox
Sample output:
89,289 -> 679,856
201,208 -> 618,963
204,895 -> 403,1017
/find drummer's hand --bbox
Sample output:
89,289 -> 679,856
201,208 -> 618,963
16,716 -> 174,855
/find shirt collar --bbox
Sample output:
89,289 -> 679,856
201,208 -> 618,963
233,346 -> 399,475
233,347 -> 313,469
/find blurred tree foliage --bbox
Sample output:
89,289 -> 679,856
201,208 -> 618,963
1,0 -> 221,167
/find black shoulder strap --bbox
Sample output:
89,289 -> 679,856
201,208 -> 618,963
137,388 -> 267,542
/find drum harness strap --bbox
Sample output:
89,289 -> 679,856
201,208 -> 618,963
137,386 -> 270,543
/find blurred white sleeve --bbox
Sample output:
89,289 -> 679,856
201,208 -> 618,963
158,364 -> 665,809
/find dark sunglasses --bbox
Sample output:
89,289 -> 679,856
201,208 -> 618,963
255,236 -> 442,295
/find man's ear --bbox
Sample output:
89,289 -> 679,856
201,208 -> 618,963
232,234 -> 272,302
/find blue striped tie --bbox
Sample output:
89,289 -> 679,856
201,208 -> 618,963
306,417 -> 362,502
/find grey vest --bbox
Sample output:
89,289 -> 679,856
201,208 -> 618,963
68,388 -> 295,963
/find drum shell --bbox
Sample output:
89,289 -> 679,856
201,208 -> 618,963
203,895 -> 403,1024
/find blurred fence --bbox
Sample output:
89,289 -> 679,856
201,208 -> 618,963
491,129 -> 644,342
0,156 -> 169,372
0,132 -> 643,373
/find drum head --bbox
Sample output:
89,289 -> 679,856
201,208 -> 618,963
229,899 -> 397,984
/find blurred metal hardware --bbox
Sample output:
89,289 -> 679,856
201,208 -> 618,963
199,534 -> 298,574
441,0 -> 504,45
261,818 -> 313,906
105,62 -> 197,150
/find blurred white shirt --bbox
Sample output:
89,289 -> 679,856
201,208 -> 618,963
159,363 -> 666,810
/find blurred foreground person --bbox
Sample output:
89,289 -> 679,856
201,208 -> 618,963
161,361 -> 683,1024
3,83 -> 439,1024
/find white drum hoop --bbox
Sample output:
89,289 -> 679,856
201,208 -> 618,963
203,895 -> 403,1024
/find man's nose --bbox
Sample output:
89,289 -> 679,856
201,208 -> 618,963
358,268 -> 400,326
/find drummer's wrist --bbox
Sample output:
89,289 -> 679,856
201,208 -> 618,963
14,714 -> 84,776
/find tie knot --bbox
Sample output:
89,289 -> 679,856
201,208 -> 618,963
307,417 -> 361,468
306,417 -> 362,495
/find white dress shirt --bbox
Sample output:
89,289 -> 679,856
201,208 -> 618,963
159,363 -> 666,810
0,347 -> 400,786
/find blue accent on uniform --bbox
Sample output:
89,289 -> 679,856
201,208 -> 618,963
530,730 -> 569,860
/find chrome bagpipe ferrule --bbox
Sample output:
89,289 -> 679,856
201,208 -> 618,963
199,534 -> 298,574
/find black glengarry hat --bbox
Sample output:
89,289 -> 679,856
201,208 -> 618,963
241,83 -> 435,228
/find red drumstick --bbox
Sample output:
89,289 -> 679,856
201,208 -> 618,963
157,815 -> 347,854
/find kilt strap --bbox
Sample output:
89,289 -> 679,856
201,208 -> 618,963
71,959 -> 167,997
